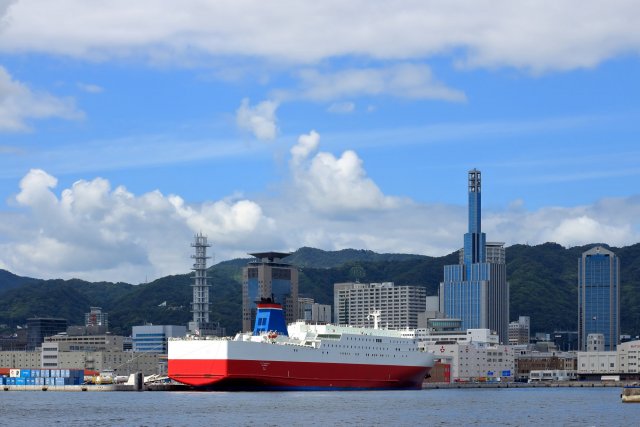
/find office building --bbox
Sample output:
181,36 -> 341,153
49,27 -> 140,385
508,316 -> 530,345
84,307 -> 108,335
44,333 -> 125,352
578,246 -> 620,351
26,318 -> 68,351
132,324 -> 187,353
440,169 -> 509,342
298,297 -> 332,323
242,252 -> 298,332
334,282 -> 426,329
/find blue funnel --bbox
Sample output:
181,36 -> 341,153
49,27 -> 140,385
253,300 -> 288,336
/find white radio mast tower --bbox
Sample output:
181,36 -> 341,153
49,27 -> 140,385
190,233 -> 211,334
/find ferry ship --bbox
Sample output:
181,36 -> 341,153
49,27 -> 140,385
168,300 -> 435,390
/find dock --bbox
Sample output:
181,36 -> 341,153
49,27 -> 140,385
423,381 -> 625,389
1,383 -> 192,392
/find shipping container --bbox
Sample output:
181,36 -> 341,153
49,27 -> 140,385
20,369 -> 31,378
9,369 -> 20,378
27,378 -> 36,385
15,378 -> 26,385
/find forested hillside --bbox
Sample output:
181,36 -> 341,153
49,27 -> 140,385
1,243 -> 639,337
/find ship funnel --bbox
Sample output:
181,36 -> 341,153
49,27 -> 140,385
253,298 -> 288,337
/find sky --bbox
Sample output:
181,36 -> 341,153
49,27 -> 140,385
1,1 -> 640,284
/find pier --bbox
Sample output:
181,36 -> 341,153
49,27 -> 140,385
423,381 -> 625,389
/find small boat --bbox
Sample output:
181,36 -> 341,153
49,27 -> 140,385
621,384 -> 640,402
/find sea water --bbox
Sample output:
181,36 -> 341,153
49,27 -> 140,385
0,387 -> 634,426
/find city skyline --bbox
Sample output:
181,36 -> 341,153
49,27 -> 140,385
1,2 -> 640,283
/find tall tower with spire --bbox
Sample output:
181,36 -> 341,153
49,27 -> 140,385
463,169 -> 486,265
440,169 -> 509,343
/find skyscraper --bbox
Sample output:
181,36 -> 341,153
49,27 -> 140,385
242,252 -> 299,332
440,169 -> 509,342
578,246 -> 620,351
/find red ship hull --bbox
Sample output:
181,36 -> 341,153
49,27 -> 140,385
169,359 -> 430,390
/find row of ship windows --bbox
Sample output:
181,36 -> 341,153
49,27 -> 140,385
319,351 -> 411,358
344,337 -> 414,345
324,343 -> 416,352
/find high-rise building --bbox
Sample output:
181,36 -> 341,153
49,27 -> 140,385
26,318 -> 68,351
334,282 -> 426,330
440,169 -> 509,342
242,252 -> 298,332
578,246 -> 620,351
508,316 -> 530,345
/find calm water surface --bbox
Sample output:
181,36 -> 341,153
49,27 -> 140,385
0,387 -> 635,426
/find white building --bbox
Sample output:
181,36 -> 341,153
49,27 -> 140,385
401,327 -> 513,382
334,282 -> 426,330
423,340 -> 515,382
577,339 -> 640,376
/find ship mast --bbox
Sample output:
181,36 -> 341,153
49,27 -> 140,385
369,309 -> 381,330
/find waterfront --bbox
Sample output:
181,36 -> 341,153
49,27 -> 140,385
0,387 -> 634,426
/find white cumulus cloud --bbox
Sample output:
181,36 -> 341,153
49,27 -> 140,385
289,131 -> 401,212
0,66 -> 84,132
236,98 -> 279,141
0,168 -> 275,282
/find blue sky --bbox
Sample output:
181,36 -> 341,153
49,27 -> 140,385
1,1 -> 640,283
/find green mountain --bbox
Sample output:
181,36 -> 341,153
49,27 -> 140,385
1,242 -> 639,337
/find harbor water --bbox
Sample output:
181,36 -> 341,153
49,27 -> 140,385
0,387 -> 634,426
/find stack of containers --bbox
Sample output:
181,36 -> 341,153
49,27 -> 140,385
7,368 -> 84,385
